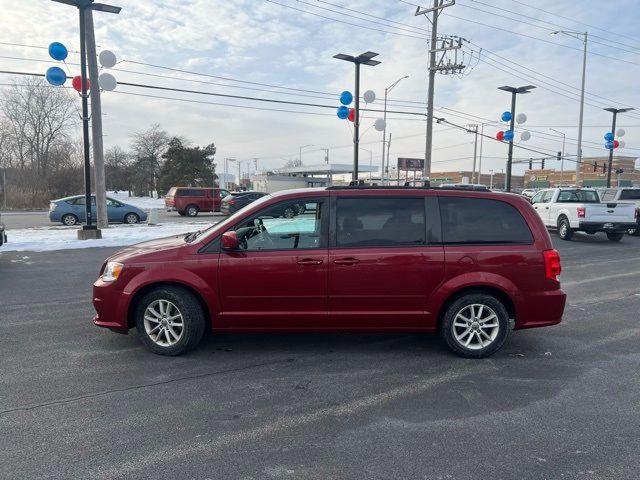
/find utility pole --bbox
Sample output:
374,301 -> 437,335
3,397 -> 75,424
386,133 -> 392,183
322,148 -> 329,164
467,124 -> 478,183
477,123 -> 485,185
549,128 -> 566,185
415,0 -> 459,180
85,8 -> 107,229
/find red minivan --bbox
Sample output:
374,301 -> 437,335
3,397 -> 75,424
165,187 -> 231,217
94,186 -> 566,358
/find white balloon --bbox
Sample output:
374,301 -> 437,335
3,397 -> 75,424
374,118 -> 386,132
520,130 -> 531,141
618,140 -> 626,149
516,113 -> 527,124
98,72 -> 117,91
363,90 -> 376,103
616,128 -> 626,138
99,50 -> 117,68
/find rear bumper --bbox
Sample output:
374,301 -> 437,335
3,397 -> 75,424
93,279 -> 130,333
515,288 -> 566,330
578,221 -> 637,232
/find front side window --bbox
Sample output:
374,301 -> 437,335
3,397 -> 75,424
531,191 -> 545,204
541,190 -> 554,203
106,198 -> 122,207
336,198 -> 426,247
234,199 -> 323,250
219,190 -> 230,198
439,197 -> 533,244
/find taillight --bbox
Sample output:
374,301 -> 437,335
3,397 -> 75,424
544,249 -> 561,281
635,208 -> 639,219
577,207 -> 585,218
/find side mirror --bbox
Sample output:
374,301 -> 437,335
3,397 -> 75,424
221,230 -> 239,250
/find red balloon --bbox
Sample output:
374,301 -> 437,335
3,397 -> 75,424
613,139 -> 620,149
348,108 -> 355,122
496,130 -> 505,141
72,75 -> 90,92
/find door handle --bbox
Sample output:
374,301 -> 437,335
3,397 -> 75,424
333,258 -> 360,265
297,258 -> 323,265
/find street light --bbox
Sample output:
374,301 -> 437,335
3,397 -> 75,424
382,75 -> 408,185
360,147 -> 374,181
551,30 -> 587,185
334,51 -> 381,181
299,144 -> 314,164
52,0 -> 120,238
498,84 -> 536,192
603,107 -> 634,187
549,128 -> 566,185
224,157 -> 236,190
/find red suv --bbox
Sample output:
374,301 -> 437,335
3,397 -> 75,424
94,186 -> 566,358
165,187 -> 231,217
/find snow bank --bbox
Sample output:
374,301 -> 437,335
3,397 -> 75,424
107,191 -> 165,210
1,222 -> 215,253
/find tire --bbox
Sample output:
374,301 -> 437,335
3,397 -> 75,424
124,212 -> 139,224
283,206 -> 295,218
178,211 -> 186,217
606,232 -> 624,242
62,214 -> 79,226
135,286 -> 206,356
557,217 -> 574,241
628,222 -> 640,236
186,205 -> 199,217
441,293 -> 510,359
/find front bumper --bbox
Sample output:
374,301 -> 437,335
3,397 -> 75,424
578,221 -> 637,232
93,278 -> 130,333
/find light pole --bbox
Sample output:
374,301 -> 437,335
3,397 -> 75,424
52,0 -> 121,239
467,124 -> 479,184
489,169 -> 494,189
334,51 -> 381,181
549,128 -> 566,185
224,157 -> 236,190
360,148 -> 373,181
382,75 -> 408,185
498,84 -> 536,192
604,107 -> 634,187
299,144 -> 314,164
551,30 -> 587,185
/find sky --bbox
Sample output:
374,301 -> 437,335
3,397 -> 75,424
1,0 -> 640,178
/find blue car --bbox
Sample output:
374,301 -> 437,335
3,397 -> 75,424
49,195 -> 148,226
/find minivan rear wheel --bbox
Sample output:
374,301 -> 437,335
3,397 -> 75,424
441,293 -> 510,358
135,286 -> 206,356
186,205 -> 199,217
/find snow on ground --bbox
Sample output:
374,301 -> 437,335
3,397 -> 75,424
107,191 -> 166,210
1,222 -> 215,253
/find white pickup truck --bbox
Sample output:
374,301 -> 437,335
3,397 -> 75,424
530,188 -> 638,241
598,187 -> 640,236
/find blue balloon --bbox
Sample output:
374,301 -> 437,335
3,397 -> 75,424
45,66 -> 67,86
339,91 -> 353,105
604,132 -> 614,142
48,42 -> 68,61
337,105 -> 349,119
501,111 -> 512,122
605,141 -> 614,150
503,130 -> 514,141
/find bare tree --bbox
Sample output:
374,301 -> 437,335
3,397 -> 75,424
0,76 -> 76,173
105,145 -> 131,191
130,124 -> 169,195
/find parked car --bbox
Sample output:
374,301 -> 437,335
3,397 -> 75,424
530,188 -> 637,241
0,214 -> 6,247
521,188 -> 538,199
220,191 -> 268,215
49,195 -> 148,226
93,186 -> 566,359
165,187 -> 231,217
597,187 -> 640,236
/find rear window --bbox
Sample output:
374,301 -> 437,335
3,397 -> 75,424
439,197 -> 533,244
620,190 -> 640,200
176,189 -> 205,197
557,190 -> 599,203
337,197 -> 426,247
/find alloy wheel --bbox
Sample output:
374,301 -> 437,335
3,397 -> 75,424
452,303 -> 500,350
143,299 -> 184,347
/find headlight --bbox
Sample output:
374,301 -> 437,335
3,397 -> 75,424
102,261 -> 124,282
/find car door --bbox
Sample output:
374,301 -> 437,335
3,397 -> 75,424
327,195 -> 444,330
70,196 -> 87,222
106,198 -> 123,222
217,196 -> 329,330
531,190 -> 553,225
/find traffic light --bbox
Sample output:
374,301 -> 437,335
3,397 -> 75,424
541,158 -> 545,169
529,159 -> 533,170
593,162 -> 598,172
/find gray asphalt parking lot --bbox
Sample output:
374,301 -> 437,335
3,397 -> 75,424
1,233 -> 639,479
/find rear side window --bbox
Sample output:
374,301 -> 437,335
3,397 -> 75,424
439,197 -> 533,244
620,190 -> 640,200
336,198 -> 425,247
177,189 -> 205,197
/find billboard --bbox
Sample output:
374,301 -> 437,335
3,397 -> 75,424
397,158 -> 424,171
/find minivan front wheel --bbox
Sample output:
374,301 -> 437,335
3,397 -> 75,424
441,293 -> 510,358
135,286 -> 206,356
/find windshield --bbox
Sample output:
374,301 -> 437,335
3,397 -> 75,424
620,190 -> 640,200
195,193 -> 274,241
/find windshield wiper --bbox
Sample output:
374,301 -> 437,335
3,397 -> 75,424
184,230 -> 201,243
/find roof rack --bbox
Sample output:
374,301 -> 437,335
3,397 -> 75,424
326,184 -> 491,192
